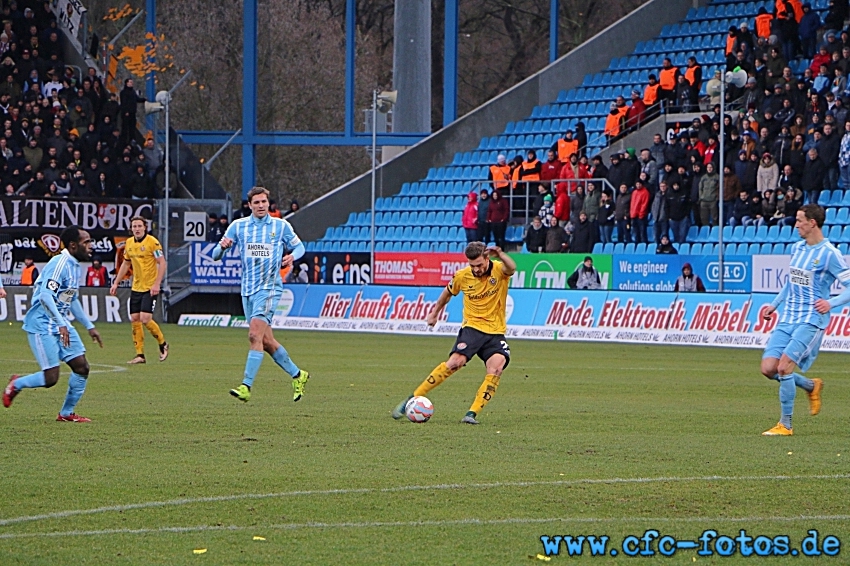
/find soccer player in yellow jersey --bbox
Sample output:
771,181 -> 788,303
392,241 -> 516,424
110,217 -> 169,364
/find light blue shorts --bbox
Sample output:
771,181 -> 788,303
27,327 -> 86,370
762,322 -> 824,373
242,287 -> 282,325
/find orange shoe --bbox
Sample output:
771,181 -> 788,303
762,422 -> 793,436
808,378 -> 823,416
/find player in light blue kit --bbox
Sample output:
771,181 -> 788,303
212,186 -> 310,403
3,226 -> 104,421
760,204 -> 850,435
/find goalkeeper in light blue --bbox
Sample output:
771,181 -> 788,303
3,226 -> 104,422
212,186 -> 310,403
760,204 -> 850,436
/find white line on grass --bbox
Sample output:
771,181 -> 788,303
3,514 -> 850,540
4,359 -> 127,375
2,473 -> 849,528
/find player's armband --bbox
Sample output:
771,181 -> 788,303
154,249 -> 163,259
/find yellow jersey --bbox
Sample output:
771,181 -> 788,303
447,260 -> 510,335
123,234 -> 164,292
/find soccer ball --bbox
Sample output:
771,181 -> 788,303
405,396 -> 434,423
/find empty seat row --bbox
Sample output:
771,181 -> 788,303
336,210 -> 464,232
376,195 -> 467,212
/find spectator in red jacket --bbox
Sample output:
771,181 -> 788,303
557,152 -> 590,195
486,189 -> 510,249
86,259 -> 109,287
625,89 -> 648,130
539,149 -> 562,192
629,180 -> 651,243
553,182 -> 570,226
462,191 -> 479,242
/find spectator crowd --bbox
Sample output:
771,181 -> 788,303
0,1 -> 164,201
460,0 -> 850,254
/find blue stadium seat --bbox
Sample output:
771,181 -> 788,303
742,226 -> 756,242
828,226 -> 842,241
840,226 -> 850,242
837,208 -> 850,225
690,243 -> 703,254
754,225 -> 768,242
758,243 -> 773,254
613,243 -> 625,254
593,243 -> 603,254
624,243 -> 636,254
602,243 -> 614,253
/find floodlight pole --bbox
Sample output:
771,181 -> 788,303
370,89 -> 377,278
718,77 -> 725,292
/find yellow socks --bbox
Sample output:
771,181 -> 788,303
144,320 -> 166,345
131,322 -> 144,355
414,362 -> 457,397
468,374 -> 500,416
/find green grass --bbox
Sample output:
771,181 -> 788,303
1,324 -> 849,564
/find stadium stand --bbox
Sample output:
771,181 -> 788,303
0,7 -> 163,201
306,0 -> 850,255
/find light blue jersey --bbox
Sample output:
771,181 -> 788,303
23,249 -> 86,335
779,239 -> 850,329
219,214 -> 303,296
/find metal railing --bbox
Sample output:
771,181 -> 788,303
473,178 -> 617,225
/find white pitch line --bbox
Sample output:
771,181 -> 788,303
3,359 -> 127,375
2,473 -> 849,528
4,514 -> 850,540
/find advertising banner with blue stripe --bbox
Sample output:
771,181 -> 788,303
175,283 -> 850,353
612,254 -> 751,293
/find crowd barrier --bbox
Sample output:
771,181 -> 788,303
177,284 -> 850,353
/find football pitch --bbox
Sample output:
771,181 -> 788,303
1,324 -> 849,564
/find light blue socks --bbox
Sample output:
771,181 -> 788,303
243,350 -> 264,388
272,345 -> 300,378
14,371 -> 46,390
59,373 -> 87,417
778,375 -> 796,429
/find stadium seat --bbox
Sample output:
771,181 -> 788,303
624,243 -> 636,254
593,243 -> 603,254
613,243 -> 625,254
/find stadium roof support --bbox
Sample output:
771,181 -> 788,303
142,0 -> 564,198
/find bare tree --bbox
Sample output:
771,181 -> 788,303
87,0 -> 645,206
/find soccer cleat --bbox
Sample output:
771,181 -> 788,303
229,384 -> 251,402
461,413 -> 480,425
392,396 -> 413,419
808,378 -> 823,416
761,422 -> 793,436
56,413 -> 92,423
127,355 -> 146,365
3,375 -> 20,408
159,342 -> 169,362
292,370 -> 310,402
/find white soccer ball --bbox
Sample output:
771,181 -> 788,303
405,396 -> 434,423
